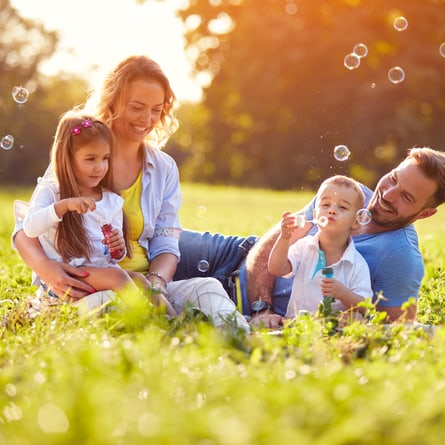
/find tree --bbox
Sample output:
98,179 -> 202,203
0,0 -> 89,185
173,0 -> 445,190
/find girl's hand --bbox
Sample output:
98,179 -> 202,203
67,197 -> 96,214
103,228 -> 126,258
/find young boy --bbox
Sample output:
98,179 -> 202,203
268,175 -> 373,318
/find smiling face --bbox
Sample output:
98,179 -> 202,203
368,159 -> 438,229
112,78 -> 165,146
314,183 -> 362,234
72,140 -> 111,195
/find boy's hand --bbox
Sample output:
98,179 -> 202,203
280,211 -> 298,239
320,277 -> 347,301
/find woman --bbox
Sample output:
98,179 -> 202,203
13,55 -> 249,331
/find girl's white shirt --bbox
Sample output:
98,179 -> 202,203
21,175 -> 124,285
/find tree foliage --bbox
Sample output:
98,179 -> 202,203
0,0 -> 89,185
172,0 -> 445,190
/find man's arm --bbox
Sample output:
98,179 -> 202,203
376,304 -> 416,322
245,213 -> 313,330
245,226 -> 280,307
245,213 -> 312,306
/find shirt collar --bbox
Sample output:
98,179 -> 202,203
141,143 -> 156,169
308,232 -> 357,265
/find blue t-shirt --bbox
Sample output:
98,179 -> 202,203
239,184 -> 424,316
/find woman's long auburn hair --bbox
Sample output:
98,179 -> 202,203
51,110 -> 117,262
86,54 -> 179,149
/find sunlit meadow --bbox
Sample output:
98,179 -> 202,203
1,184 -> 445,445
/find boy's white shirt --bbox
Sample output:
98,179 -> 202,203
285,232 -> 372,317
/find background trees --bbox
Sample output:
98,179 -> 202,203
172,0 -> 445,190
0,0 -> 88,185
1,0 -> 445,191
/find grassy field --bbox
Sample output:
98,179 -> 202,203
1,184 -> 445,445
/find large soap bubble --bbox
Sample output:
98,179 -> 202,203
1,134 -> 15,150
356,208 -> 372,225
12,86 -> 29,105
388,66 -> 405,84
393,16 -> 408,32
333,145 -> 351,161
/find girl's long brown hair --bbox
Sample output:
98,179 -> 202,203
51,110 -> 118,262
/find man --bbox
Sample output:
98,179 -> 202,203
174,147 -> 445,327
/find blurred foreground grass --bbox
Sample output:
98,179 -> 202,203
1,184 -> 445,445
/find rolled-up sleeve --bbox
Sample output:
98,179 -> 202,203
143,149 -> 182,261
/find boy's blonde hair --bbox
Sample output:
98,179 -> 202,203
316,175 -> 365,209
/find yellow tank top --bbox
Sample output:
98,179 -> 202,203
118,171 -> 150,274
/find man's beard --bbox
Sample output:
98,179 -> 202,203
369,205 -> 421,230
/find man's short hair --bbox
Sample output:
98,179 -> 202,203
406,147 -> 445,208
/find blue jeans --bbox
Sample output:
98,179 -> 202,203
174,229 -> 292,316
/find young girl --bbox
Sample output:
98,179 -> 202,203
21,110 -> 175,314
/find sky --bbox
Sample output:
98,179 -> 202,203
11,0 -> 202,102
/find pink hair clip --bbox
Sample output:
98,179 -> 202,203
71,119 -> 93,135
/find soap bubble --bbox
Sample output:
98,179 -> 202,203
439,42 -> 445,58
11,86 -> 29,104
393,16 -> 408,32
333,145 -> 351,161
317,216 -> 329,227
353,43 -> 368,58
197,260 -> 209,273
344,53 -> 360,70
388,66 -> 405,84
356,208 -> 372,225
295,214 -> 306,228
1,134 -> 14,150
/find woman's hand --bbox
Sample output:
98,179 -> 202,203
128,271 -> 178,317
38,259 -> 95,300
14,230 -> 94,300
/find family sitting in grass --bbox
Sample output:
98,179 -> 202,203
11,56 -> 445,329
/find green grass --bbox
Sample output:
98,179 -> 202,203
2,184 -> 445,445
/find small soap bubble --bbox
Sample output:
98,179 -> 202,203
11,86 -> 29,104
344,53 -> 360,70
356,208 -> 372,225
317,216 -> 329,227
1,134 -> 14,150
295,214 -> 306,228
393,16 -> 408,32
333,145 -> 351,161
388,66 -> 405,84
439,42 -> 445,58
196,205 -> 207,218
353,43 -> 368,58
197,260 -> 209,273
